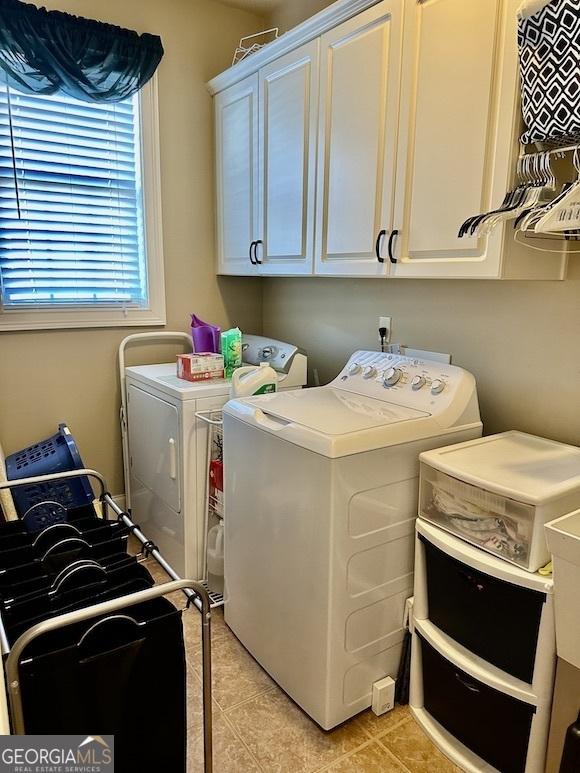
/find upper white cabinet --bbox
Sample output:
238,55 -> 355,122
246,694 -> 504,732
257,41 -> 319,275
391,0 -> 517,278
315,1 -> 403,277
209,0 -> 567,280
215,42 -> 318,276
215,74 -> 259,276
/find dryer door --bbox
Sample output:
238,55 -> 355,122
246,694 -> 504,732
128,385 -> 181,513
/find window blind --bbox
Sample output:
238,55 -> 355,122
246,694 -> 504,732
0,84 -> 147,307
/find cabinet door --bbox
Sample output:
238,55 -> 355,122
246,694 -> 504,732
128,385 -> 180,513
314,1 -> 403,277
215,74 -> 259,275
257,41 -> 319,276
392,0 -> 519,278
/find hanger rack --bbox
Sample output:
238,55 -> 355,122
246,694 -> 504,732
459,142 -> 580,242
523,143 -> 580,156
0,469 -> 213,773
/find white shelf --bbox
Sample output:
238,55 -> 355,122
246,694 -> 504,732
201,580 -> 224,609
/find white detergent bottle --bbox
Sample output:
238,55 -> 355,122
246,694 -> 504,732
207,521 -> 224,596
230,362 -> 278,398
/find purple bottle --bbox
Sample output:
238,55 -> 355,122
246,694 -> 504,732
190,314 -> 221,353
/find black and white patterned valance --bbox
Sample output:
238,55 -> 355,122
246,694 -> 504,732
519,0 -> 580,145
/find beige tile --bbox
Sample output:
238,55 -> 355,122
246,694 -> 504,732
141,556 -> 229,651
226,688 -> 369,773
186,665 -> 220,728
380,717 -> 459,773
127,534 -> 141,556
179,605 -> 230,652
324,741 -> 408,773
186,667 -> 260,773
143,557 -> 171,584
192,629 -> 274,710
357,704 -> 410,738
187,713 -> 261,773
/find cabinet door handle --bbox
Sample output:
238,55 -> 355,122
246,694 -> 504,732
249,241 -> 257,265
455,673 -> 481,694
168,438 -> 177,480
254,239 -> 263,265
375,229 -> 387,262
388,229 -> 399,264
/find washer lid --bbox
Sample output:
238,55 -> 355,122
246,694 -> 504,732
239,387 -> 429,435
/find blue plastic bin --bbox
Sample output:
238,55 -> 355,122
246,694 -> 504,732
5,424 -> 94,532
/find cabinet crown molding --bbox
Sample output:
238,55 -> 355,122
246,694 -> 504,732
206,0 -> 380,96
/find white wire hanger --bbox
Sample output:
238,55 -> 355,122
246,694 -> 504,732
458,151 -> 556,239
531,148 -> 580,234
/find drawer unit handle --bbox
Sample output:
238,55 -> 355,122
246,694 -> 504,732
459,569 -> 486,592
455,673 -> 481,694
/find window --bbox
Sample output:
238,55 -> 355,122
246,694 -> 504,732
0,78 -> 165,330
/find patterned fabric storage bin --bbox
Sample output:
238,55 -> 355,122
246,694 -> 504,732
519,0 -> 580,144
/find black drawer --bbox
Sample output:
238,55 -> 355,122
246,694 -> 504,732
419,634 -> 535,773
421,535 -> 545,683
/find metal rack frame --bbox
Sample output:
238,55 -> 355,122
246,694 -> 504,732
0,469 -> 213,772
195,410 -> 225,608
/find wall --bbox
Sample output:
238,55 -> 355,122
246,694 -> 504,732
261,0 -> 580,447
0,0 -> 264,496
265,0 -> 333,32
263,278 -> 580,445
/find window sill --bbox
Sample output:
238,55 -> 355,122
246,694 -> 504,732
0,307 -> 166,332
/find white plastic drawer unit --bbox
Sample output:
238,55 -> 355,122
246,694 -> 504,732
419,634 -> 536,773
418,432 -> 580,572
420,535 -> 545,684
420,465 -> 535,568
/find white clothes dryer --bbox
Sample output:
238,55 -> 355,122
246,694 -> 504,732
124,335 -> 306,579
223,350 -> 482,729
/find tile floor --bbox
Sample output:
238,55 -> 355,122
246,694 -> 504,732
144,558 -> 462,773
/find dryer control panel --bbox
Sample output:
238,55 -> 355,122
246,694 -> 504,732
332,350 -> 476,415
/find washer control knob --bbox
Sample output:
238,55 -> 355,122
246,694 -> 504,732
383,367 -> 403,387
412,375 -> 426,391
431,379 -> 446,395
348,362 -> 362,376
363,365 -> 377,379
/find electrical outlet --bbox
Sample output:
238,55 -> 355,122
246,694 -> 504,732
378,316 -> 392,344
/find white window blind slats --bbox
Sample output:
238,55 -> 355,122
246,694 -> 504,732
0,84 -> 147,308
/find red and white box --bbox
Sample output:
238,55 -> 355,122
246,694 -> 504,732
177,353 -> 224,382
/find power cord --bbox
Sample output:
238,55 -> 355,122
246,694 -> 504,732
379,327 -> 387,353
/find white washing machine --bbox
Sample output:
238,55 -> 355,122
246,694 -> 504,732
223,350 -> 482,730
124,336 -> 307,579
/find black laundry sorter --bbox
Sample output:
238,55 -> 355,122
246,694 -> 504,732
410,519 -> 556,773
0,468 -> 214,773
